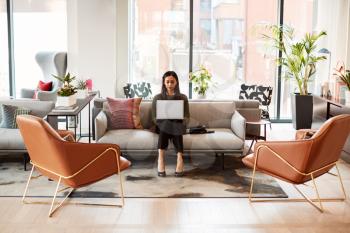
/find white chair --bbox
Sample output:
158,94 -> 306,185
21,51 -> 67,102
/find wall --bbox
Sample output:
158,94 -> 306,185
116,0 -> 129,97
316,0 -> 350,78
67,0 -> 117,98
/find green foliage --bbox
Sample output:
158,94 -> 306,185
189,65 -> 212,95
52,72 -> 77,96
261,24 -> 327,95
334,67 -> 350,91
76,79 -> 87,90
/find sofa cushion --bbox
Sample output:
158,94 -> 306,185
0,128 -> 25,150
98,129 -> 158,150
98,128 -> 244,151
37,80 -> 53,91
0,104 -> 31,128
0,99 -> 55,118
188,101 -> 236,128
106,97 -> 143,129
182,128 -> 244,150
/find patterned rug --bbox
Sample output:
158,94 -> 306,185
0,154 -> 287,198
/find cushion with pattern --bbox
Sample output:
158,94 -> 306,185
105,97 -> 143,129
0,104 -> 31,129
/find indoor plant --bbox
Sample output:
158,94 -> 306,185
333,63 -> 350,104
53,72 -> 77,106
189,65 -> 212,99
262,25 -> 327,129
75,79 -> 89,98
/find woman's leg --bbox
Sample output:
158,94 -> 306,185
157,132 -> 169,176
176,152 -> 184,173
158,149 -> 165,172
173,135 -> 184,175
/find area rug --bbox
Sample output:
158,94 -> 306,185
0,154 -> 287,198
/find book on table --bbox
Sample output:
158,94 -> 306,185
52,104 -> 79,112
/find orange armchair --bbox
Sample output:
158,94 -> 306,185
242,114 -> 350,212
16,115 -> 131,217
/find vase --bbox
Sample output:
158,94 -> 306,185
195,93 -> 206,99
291,93 -> 313,130
56,94 -> 77,107
76,89 -> 88,99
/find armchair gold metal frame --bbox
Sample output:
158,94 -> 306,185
248,145 -> 347,213
22,148 -> 125,217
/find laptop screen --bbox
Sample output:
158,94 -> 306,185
156,100 -> 184,120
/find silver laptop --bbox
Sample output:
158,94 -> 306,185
156,100 -> 184,120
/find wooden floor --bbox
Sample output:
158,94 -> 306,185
1,124 -> 350,233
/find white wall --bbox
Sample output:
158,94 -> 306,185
316,0 -> 350,70
116,0 -> 129,97
67,0 -> 117,98
346,0 -> 350,67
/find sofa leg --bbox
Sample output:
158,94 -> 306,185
221,153 -> 225,170
23,153 -> 30,171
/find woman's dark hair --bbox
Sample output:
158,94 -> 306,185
161,71 -> 181,97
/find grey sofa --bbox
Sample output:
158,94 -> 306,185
0,99 -> 55,169
94,99 -> 261,161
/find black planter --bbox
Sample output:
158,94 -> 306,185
291,94 -> 313,129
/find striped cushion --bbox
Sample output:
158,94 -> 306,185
0,104 -> 31,129
105,97 -> 143,129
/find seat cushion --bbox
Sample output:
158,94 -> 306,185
0,128 -> 25,150
183,128 -> 244,151
98,129 -> 158,150
98,128 -> 244,152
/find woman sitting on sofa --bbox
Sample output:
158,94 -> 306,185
152,71 -> 190,177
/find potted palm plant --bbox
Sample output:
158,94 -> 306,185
189,65 -> 213,99
75,79 -> 89,99
262,25 -> 327,129
53,72 -> 77,106
333,63 -> 350,104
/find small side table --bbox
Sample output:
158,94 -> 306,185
245,120 -> 271,155
47,93 -> 96,143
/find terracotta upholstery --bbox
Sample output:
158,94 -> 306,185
242,114 -> 350,184
16,115 -> 131,189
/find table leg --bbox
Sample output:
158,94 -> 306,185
326,102 -> 330,119
74,116 -> 77,141
79,112 -> 82,140
247,138 -> 255,155
88,101 -> 91,143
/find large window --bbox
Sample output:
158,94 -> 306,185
280,0 -> 316,119
194,0 -> 278,108
130,0 -> 190,95
12,0 -> 67,97
130,0 -> 279,117
0,1 -> 9,96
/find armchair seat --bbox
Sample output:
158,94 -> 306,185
16,115 -> 130,217
242,114 -> 350,212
